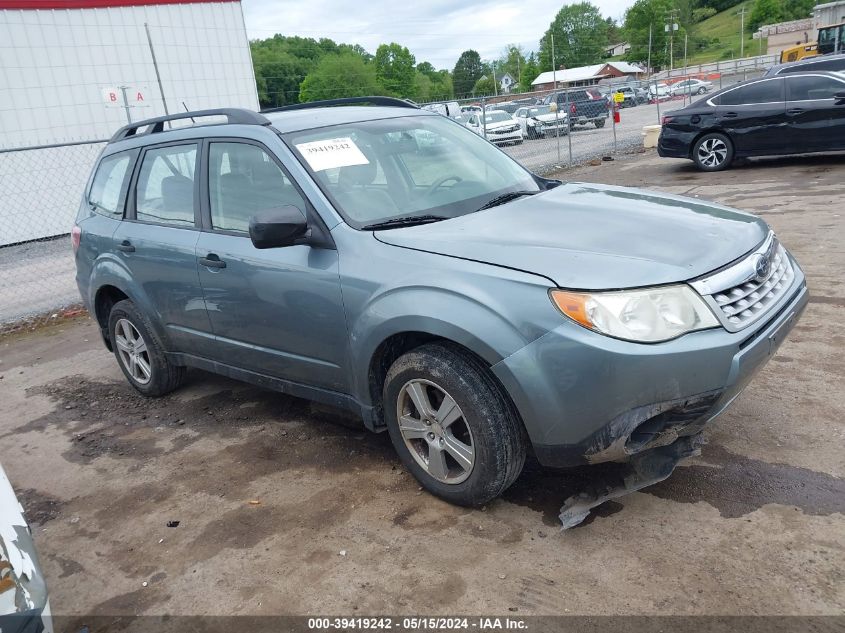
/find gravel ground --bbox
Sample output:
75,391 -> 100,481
0,149 -> 842,623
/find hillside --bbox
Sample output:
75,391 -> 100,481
686,0 -> 767,64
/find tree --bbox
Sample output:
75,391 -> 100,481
416,61 -> 437,77
539,2 -> 610,70
472,75 -> 496,96
374,42 -> 416,97
452,50 -> 484,98
519,52 -> 540,92
497,45 -> 528,89
299,53 -> 382,102
623,0 -> 683,68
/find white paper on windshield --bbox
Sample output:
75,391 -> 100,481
295,137 -> 369,172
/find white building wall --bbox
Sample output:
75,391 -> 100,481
0,1 -> 259,245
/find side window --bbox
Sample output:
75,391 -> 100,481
787,76 -> 845,101
88,151 -> 134,218
208,142 -> 307,234
718,79 -> 783,105
135,144 -> 198,227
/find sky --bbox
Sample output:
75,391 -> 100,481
241,0 -> 636,70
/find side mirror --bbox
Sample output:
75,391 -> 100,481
835,92 -> 845,105
249,205 -> 308,249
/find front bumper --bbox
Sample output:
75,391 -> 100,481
488,129 -> 522,144
491,267 -> 808,468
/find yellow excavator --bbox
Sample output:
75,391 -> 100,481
779,22 -> 845,63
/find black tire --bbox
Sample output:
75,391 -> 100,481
383,343 -> 527,506
527,128 -> 538,140
697,87 -> 705,95
108,299 -> 185,397
594,118 -> 606,128
692,132 -> 734,172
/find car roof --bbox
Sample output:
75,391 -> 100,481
265,106 -> 435,134
766,53 -> 845,76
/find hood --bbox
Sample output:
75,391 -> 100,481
374,182 -> 769,289
535,112 -> 568,122
484,118 -> 518,129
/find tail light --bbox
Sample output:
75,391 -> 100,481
570,103 -> 576,115
661,116 -> 674,125
71,225 -> 81,252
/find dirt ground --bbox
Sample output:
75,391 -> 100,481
1,150 -> 843,620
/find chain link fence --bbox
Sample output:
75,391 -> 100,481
0,141 -> 105,333
0,70 -> 768,334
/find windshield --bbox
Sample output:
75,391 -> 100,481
484,111 -> 514,123
527,106 -> 552,116
286,114 -> 540,228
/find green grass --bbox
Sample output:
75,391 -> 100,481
684,1 -> 768,65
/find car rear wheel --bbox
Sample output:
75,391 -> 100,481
383,343 -> 527,506
693,133 -> 734,171
108,299 -> 185,397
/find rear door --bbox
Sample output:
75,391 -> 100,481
194,139 -> 348,391
714,78 -> 786,155
113,141 -> 212,356
784,74 -> 845,152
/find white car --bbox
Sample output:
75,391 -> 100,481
669,79 -> 713,96
649,83 -> 671,101
465,110 -> 524,145
513,105 -> 570,139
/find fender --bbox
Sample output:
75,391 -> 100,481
88,253 -> 173,350
348,285 -> 548,408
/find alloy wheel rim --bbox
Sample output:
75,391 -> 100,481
698,138 -> 728,168
396,379 -> 475,484
114,318 -> 152,385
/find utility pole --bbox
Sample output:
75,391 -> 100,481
647,23 -> 653,74
738,5 -> 747,58
665,10 -> 680,71
492,60 -> 498,96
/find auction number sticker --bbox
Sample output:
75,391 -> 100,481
295,137 -> 369,172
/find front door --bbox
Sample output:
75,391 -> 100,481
195,140 -> 348,392
114,141 -> 212,356
785,74 -> 845,152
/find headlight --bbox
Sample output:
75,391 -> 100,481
550,285 -> 720,343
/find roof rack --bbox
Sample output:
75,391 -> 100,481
109,108 -> 271,142
263,96 -> 420,113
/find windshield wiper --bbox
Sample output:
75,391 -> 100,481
476,190 -> 537,212
362,214 -> 448,230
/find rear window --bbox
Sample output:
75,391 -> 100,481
88,151 -> 135,218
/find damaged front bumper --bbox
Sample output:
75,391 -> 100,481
491,277 -> 808,469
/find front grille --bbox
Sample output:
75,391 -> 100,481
691,232 -> 796,332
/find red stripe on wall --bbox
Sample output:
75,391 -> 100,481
0,0 -> 236,9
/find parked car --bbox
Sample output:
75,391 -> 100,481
460,105 -> 482,114
649,82 -> 672,101
492,101 -> 521,114
74,98 -> 807,506
658,72 -> 845,170
610,85 -> 640,108
422,101 -> 462,118
765,52 -> 845,76
513,105 -> 570,138
465,109 -> 523,144
670,78 -> 713,96
0,464 -> 52,633
542,88 -> 609,128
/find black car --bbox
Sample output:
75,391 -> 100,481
658,72 -> 845,171
765,53 -> 845,76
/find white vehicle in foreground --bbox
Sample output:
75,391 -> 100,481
0,464 -> 52,632
513,105 -> 570,139
465,110 -> 524,145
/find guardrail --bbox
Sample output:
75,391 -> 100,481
651,54 -> 779,81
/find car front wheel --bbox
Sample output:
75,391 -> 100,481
383,343 -> 527,506
693,132 -> 734,171
594,118 -> 605,128
108,299 -> 186,396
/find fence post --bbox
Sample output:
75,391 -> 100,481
611,80 -> 618,155
481,97 -> 487,140
565,87 -> 573,167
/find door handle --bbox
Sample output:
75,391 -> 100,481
199,253 -> 226,269
786,108 -> 804,115
721,112 -> 738,118
117,240 -> 135,253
